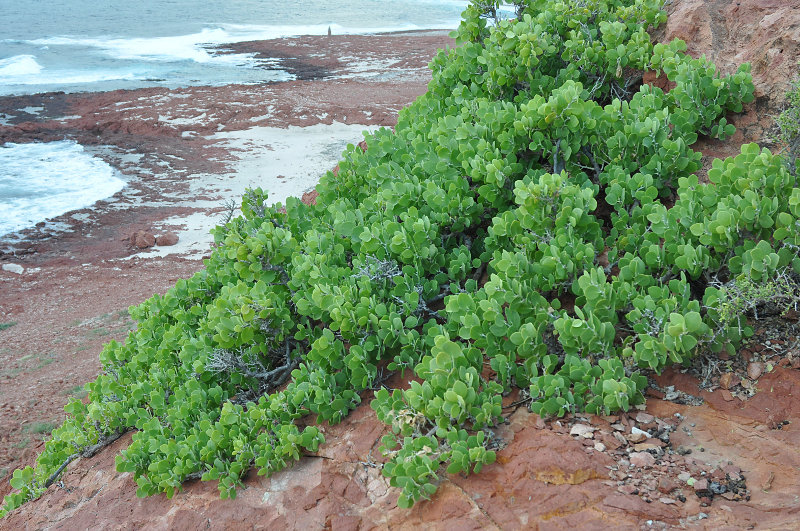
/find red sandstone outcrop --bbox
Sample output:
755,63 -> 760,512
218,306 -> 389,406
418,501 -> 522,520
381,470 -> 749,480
650,0 -> 800,165
4,363 -> 799,529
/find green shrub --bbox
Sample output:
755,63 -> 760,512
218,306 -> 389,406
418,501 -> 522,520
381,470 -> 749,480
6,0 -> 800,515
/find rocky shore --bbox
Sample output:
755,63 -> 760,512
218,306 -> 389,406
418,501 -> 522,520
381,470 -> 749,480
2,1 -> 800,528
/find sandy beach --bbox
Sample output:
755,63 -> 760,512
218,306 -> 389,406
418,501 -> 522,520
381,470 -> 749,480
0,30 -> 453,484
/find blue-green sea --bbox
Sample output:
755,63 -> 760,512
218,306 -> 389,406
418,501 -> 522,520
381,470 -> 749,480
0,0 -> 470,96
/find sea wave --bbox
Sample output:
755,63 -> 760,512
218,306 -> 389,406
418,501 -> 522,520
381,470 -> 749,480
2,69 -> 139,86
26,21 -> 454,65
30,29 -> 238,64
0,54 -> 43,77
0,141 -> 125,238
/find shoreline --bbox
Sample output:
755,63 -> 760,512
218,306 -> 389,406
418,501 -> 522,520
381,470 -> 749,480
0,30 -> 455,262
0,30 -> 453,483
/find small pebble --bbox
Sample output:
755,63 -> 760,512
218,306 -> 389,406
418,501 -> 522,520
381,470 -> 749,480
747,362 -> 764,380
594,442 -> 606,452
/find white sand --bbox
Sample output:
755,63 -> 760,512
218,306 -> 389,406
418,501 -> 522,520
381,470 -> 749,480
135,122 -> 379,259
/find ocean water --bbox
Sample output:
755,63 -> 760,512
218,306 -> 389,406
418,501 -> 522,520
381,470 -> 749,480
0,141 -> 125,237
0,1 -> 470,239
0,0 -> 470,96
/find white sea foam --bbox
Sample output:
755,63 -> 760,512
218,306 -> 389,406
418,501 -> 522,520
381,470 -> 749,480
3,69 -> 139,86
27,21 -> 447,66
0,52 -> 139,87
0,141 -> 125,238
0,54 -> 42,77
32,28 -> 246,64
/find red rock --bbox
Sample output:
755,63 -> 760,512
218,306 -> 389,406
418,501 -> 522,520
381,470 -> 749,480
133,231 -> 156,249
633,442 -> 663,453
301,189 -> 319,206
722,464 -> 741,477
646,387 -> 666,399
594,442 -> 607,452
658,478 -> 677,494
603,493 -> 680,521
627,428 -> 649,443
720,390 -> 735,402
644,438 -> 666,448
693,478 -> 709,492
747,362 -> 764,380
630,452 -> 656,468
635,412 -> 655,424
156,232 -> 179,246
719,372 -> 738,390
569,423 -> 595,438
